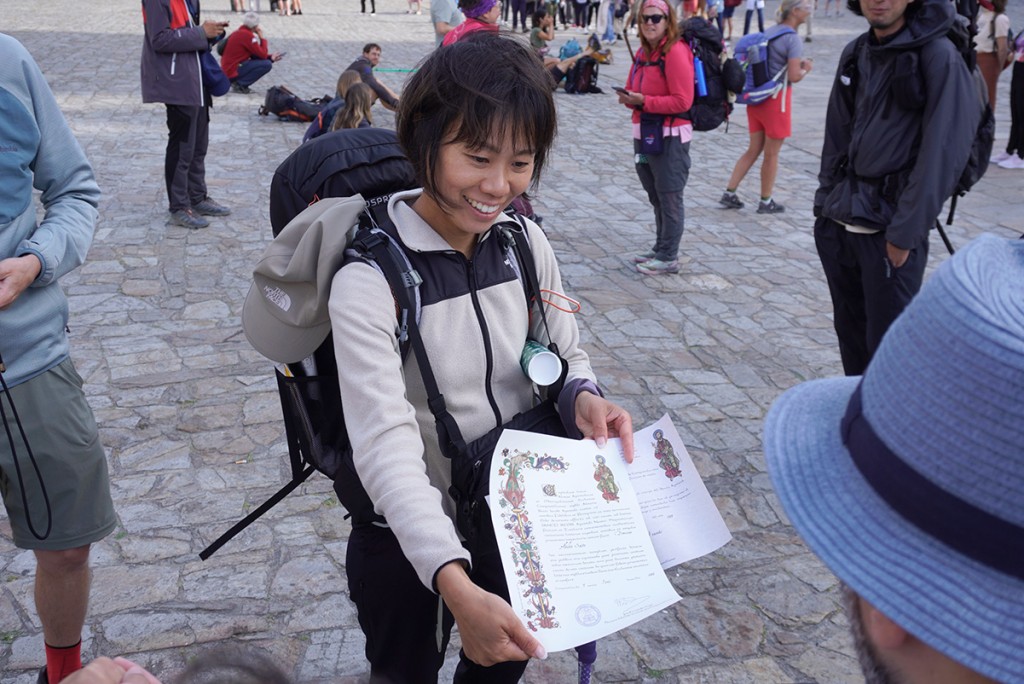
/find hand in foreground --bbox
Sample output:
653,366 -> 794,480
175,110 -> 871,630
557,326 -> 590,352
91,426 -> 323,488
0,255 -> 41,309
62,657 -> 162,684
886,241 -> 910,269
437,563 -> 546,667
575,391 -> 634,463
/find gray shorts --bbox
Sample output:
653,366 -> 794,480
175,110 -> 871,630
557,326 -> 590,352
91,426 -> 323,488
0,358 -> 117,550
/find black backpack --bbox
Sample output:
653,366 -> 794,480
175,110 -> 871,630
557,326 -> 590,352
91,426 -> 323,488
565,56 -> 602,94
680,18 -> 744,131
258,85 -> 331,123
200,129 -> 545,558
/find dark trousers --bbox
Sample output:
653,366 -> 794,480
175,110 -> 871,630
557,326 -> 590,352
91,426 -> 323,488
346,523 -> 529,684
511,0 -> 527,28
1007,61 -> 1024,157
635,135 -> 691,261
164,104 -> 210,212
814,218 -> 929,376
361,0 -> 375,12
743,7 -> 764,34
234,58 -> 273,88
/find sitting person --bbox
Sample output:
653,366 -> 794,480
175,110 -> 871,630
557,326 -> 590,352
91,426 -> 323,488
328,82 -> 374,131
530,9 -> 555,57
221,12 -> 282,94
544,45 -> 596,90
442,0 -> 501,45
344,43 -> 400,111
303,70 -> 363,143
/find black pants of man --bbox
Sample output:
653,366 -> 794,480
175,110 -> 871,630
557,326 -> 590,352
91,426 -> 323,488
814,217 -> 929,376
164,104 -> 210,212
346,523 -> 529,684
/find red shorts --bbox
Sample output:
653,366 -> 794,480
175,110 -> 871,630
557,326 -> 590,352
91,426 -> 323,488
747,87 -> 792,139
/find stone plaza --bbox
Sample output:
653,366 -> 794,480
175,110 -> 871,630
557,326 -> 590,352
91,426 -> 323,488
2,0 -> 1022,681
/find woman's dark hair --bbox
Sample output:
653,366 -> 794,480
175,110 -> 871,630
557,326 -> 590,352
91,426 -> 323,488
396,34 -> 557,205
532,8 -> 548,26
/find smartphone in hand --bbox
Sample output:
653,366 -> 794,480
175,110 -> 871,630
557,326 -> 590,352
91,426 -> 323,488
613,86 -> 629,95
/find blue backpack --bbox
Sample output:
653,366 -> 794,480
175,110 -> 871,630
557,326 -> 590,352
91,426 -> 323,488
733,26 -> 795,106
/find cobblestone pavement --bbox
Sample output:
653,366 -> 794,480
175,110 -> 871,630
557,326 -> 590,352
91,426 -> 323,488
2,1 -> 1022,682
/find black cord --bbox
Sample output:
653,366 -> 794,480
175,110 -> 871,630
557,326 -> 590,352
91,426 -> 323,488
0,351 -> 52,540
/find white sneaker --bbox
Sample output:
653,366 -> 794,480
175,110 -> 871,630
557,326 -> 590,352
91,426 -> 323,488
991,150 -> 1013,163
998,155 -> 1024,169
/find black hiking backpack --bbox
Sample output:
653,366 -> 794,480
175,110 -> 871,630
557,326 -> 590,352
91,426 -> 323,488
680,17 -> 744,131
200,128 -> 546,558
258,85 -> 332,123
565,56 -> 602,94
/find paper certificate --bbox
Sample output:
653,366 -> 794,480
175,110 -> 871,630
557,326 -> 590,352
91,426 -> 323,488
489,415 -> 731,653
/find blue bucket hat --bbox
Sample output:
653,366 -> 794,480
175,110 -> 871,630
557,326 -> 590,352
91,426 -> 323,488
763,234 -> 1024,683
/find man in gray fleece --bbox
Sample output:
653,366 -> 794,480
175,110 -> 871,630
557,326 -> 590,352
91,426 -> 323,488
0,33 -> 117,684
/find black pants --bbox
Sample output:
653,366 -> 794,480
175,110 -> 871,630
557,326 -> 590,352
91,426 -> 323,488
361,0 -> 376,12
1007,61 -> 1024,158
164,104 -> 210,212
346,523 -> 529,684
814,218 -> 928,376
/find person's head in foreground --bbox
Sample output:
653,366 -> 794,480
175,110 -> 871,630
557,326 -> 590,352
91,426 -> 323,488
173,648 -> 292,684
764,234 -> 1024,684
396,33 -> 555,253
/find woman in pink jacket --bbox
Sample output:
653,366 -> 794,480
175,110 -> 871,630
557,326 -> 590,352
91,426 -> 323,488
618,0 -> 695,275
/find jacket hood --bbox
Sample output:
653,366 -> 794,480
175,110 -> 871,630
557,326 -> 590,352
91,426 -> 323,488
877,0 -> 955,50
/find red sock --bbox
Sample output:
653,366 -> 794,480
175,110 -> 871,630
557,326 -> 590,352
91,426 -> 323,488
45,640 -> 82,684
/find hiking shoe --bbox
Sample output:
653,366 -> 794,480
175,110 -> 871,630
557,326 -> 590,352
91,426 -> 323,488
231,83 -> 252,94
169,209 -> 210,229
637,258 -> 679,275
588,34 -> 602,51
192,197 -> 232,216
757,199 -> 785,214
719,192 -> 744,209
632,250 -> 656,263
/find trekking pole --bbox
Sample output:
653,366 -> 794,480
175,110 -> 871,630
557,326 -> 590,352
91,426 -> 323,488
934,218 -> 956,256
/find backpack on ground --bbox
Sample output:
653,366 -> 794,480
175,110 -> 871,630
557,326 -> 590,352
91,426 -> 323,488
837,14 -> 994,239
258,85 -> 331,123
733,26 -> 796,106
199,128 -> 547,559
680,17 -> 744,131
565,56 -> 601,93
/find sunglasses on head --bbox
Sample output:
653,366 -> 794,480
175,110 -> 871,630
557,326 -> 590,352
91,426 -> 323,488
641,13 -> 665,23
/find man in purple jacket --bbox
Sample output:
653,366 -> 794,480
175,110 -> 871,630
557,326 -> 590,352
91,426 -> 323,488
141,0 -> 231,229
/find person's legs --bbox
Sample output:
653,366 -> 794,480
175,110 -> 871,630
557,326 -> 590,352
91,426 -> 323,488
743,0 -> 753,34
814,218 -> 870,376
0,359 -> 116,683
860,231 -> 928,363
976,51 -> 1000,112
644,136 -> 690,263
234,59 -> 273,88
347,524 -> 452,683
1008,62 -> 1024,156
756,2 -> 764,31
635,155 -> 664,256
187,106 -> 210,207
726,130 -> 765,193
164,104 -> 199,212
759,136 -> 784,198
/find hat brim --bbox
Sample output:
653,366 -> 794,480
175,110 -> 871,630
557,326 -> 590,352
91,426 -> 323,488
763,377 -> 1024,682
241,282 -> 331,365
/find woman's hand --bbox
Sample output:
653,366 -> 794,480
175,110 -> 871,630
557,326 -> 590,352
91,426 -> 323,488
617,89 -> 645,107
436,562 -> 546,666
575,391 -> 635,462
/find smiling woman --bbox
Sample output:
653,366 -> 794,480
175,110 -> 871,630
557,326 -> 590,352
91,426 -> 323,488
327,33 -> 635,684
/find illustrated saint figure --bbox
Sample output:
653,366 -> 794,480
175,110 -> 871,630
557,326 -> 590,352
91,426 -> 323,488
653,429 -> 682,479
593,454 -> 620,502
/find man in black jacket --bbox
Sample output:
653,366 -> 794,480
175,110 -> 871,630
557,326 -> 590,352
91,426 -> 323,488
813,0 -> 980,376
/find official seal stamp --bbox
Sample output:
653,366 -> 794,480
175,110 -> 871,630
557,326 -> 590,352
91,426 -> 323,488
575,603 -> 601,627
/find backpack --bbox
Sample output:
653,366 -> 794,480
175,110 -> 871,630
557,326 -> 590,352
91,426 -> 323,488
838,16 -> 994,235
565,56 -> 602,94
733,26 -> 796,106
258,85 -> 331,123
199,128 -> 545,558
559,38 -> 582,60
680,18 -> 744,131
